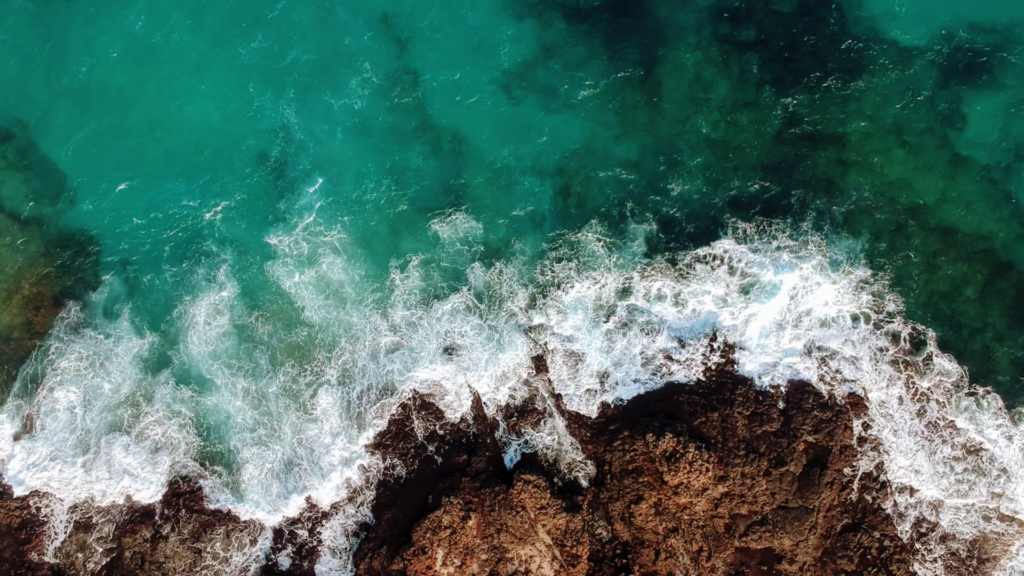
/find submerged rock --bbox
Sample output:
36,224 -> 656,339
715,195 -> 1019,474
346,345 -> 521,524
0,483 -> 56,576
0,121 -> 72,225
0,121 -> 100,401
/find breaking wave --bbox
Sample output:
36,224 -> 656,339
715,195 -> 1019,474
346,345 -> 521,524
1,212 -> 1022,574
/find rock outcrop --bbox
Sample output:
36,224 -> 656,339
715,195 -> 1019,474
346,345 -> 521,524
354,351 -> 912,576
0,350 -> 914,575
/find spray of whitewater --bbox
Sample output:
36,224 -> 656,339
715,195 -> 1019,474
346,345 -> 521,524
0,212 -> 1022,574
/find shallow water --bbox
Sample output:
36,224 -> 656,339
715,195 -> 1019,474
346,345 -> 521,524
3,0 -> 1024,573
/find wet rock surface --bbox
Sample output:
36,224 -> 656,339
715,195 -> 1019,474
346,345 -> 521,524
0,477 -> 269,576
0,483 -> 58,576
354,355 -> 913,576
0,355 -> 915,575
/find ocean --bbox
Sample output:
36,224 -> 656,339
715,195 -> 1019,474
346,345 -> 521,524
2,0 -> 1024,573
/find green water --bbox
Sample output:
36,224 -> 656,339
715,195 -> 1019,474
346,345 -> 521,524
4,0 -> 1024,517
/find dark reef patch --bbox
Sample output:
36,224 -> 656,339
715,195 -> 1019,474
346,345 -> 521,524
499,0 -> 1024,403
0,120 -> 101,402
710,0 -> 865,94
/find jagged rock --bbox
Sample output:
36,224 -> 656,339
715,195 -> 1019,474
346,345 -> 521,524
0,485 -> 60,576
0,357 -> 915,575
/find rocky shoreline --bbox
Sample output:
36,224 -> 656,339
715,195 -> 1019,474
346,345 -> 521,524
0,347 -> 919,575
351,350 -> 913,576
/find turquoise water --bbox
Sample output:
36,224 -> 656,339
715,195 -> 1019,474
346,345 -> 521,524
4,0 -> 1024,572
5,0 -> 1024,399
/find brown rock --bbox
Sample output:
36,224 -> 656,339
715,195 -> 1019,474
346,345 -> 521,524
0,351 -> 916,575
354,354 -> 914,576
0,487 -> 63,576
0,121 -> 100,401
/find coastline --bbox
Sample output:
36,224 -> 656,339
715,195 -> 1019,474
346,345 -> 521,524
1,346 -> 923,575
5,1 -> 1024,572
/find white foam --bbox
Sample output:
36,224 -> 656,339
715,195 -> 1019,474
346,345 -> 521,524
531,221 -> 1024,575
4,216 -> 1024,574
0,300 -> 202,505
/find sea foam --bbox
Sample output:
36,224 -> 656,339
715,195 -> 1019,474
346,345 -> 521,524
1,214 -> 1022,575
